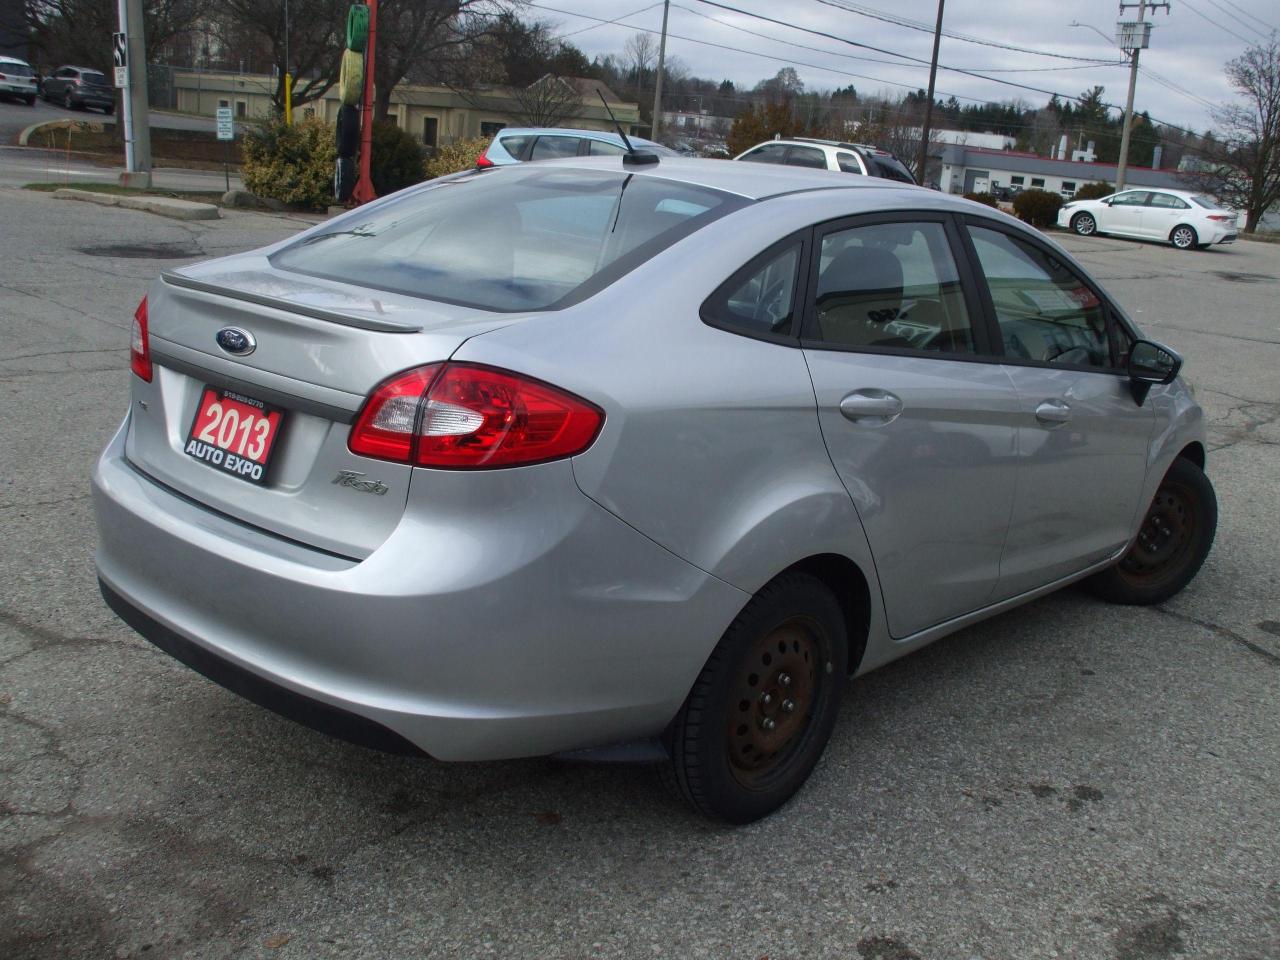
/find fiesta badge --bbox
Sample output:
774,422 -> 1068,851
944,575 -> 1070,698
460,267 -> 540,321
215,327 -> 256,356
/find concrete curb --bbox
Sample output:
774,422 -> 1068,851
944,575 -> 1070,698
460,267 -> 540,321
18,118 -> 107,146
53,188 -> 220,221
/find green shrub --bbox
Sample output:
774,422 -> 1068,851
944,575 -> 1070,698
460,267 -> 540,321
241,116 -> 336,210
424,137 -> 491,179
370,120 -> 425,196
1073,181 -> 1114,201
963,191 -> 999,207
1013,188 -> 1063,227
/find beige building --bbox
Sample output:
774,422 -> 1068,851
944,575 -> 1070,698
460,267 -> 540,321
172,71 -> 642,147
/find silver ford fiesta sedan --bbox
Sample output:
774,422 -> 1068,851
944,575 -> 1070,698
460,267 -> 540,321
94,154 -> 1216,822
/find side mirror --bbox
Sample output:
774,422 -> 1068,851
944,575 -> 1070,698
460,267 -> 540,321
1128,339 -> 1181,405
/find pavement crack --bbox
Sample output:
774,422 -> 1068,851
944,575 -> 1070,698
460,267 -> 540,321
1151,606 -> 1280,665
0,493 -> 92,512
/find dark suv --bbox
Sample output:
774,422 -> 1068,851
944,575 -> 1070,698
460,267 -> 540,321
42,66 -> 115,113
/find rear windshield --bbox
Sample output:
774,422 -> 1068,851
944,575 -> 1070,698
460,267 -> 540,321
1188,195 -> 1219,209
3,62 -> 35,77
83,71 -> 108,85
272,168 -> 745,311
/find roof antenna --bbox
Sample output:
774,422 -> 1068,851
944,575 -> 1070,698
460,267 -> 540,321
598,90 -> 659,166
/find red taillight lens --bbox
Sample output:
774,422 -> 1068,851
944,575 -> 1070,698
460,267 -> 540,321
475,147 -> 494,168
1207,214 -> 1235,222
349,363 -> 603,469
130,297 -> 152,381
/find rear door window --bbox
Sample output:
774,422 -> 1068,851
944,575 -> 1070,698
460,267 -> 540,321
1148,193 -> 1189,209
530,137 -> 582,161
785,146 -> 828,169
587,139 -> 627,156
809,220 -> 979,354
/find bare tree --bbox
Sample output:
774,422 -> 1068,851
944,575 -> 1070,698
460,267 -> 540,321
25,0 -> 210,72
213,0 -> 347,112
622,31 -> 655,87
509,73 -> 581,127
374,1 -> 508,122
1187,37 -> 1280,232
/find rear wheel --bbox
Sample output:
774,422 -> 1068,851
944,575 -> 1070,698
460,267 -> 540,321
63,89 -> 74,110
665,572 -> 848,823
1170,225 -> 1198,250
25,95 -> 35,106
103,104 -> 114,115
1087,457 -> 1217,605
1072,212 -> 1097,236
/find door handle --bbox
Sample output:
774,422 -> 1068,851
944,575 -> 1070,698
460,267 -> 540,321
839,389 -> 903,425
1035,399 -> 1072,426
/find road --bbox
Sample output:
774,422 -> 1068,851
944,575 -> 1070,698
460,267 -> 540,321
0,96 -> 245,146
1,187 -> 1277,960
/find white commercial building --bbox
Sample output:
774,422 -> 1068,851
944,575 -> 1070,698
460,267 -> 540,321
939,145 -> 1184,198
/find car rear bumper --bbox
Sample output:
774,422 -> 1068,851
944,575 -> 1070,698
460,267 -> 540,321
73,90 -> 114,106
93,416 -> 746,760
1,82 -> 36,96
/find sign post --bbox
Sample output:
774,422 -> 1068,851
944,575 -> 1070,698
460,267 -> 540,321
116,0 -> 151,185
216,106 -> 234,193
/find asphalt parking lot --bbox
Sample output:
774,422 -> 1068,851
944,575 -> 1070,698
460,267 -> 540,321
1,185 -> 1277,960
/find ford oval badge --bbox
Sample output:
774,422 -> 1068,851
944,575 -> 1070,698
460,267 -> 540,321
215,327 -> 255,356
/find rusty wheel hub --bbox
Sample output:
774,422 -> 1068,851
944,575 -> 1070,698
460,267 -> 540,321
727,618 -> 819,786
1122,485 -> 1194,580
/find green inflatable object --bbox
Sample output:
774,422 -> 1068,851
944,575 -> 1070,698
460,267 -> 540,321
346,4 -> 369,53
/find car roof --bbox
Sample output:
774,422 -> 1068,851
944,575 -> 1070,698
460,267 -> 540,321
0,56 -> 32,64
497,127 -> 665,148
487,154 -> 965,206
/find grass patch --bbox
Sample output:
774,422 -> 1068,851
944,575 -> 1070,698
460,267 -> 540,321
1240,230 -> 1280,244
24,182 -> 225,203
25,124 -> 243,167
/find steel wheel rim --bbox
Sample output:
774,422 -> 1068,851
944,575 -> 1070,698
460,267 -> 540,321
1076,214 -> 1095,235
727,617 -> 822,789
1173,228 -> 1194,248
1120,482 -> 1196,583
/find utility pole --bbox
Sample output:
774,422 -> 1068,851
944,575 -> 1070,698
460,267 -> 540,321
1115,0 -> 1169,190
915,0 -> 945,186
117,0 -> 151,186
651,0 -> 670,140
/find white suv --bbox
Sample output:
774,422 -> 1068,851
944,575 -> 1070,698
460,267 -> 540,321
734,137 -> 916,184
0,56 -> 38,105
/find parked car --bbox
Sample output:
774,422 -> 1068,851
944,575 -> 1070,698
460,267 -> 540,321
41,65 -> 115,113
94,156 -> 1215,823
0,56 -> 39,105
1058,188 -> 1238,250
734,137 -> 917,184
477,127 -> 676,167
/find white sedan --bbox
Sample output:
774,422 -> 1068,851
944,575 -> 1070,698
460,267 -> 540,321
1058,187 -> 1238,250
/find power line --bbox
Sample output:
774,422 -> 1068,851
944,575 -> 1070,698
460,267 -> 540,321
1215,0 -> 1279,33
810,0 -> 1119,64
1179,0 -> 1256,44
558,2 -> 662,39
529,0 -> 1209,138
673,2 -> 1122,73
1197,0 -> 1273,38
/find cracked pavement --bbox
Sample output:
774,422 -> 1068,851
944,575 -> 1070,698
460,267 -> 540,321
1,186 -> 1278,959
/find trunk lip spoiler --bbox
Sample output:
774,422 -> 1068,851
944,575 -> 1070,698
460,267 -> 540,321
160,270 -> 424,334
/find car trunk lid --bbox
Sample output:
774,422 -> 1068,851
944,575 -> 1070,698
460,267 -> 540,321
125,257 -> 514,557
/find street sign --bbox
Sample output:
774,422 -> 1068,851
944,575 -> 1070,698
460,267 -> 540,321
216,107 -> 234,141
112,31 -> 128,87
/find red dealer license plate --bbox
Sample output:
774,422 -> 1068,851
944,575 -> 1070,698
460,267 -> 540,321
184,386 -> 284,485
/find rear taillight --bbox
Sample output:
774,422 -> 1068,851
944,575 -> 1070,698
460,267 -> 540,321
476,146 -> 494,169
130,297 -> 152,382
349,363 -> 603,469
1208,214 -> 1235,222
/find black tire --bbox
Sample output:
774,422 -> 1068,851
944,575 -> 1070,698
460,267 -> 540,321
25,95 -> 36,106
334,156 -> 356,202
63,89 -> 74,110
1170,224 -> 1199,250
103,104 -> 114,115
1087,457 -> 1217,605
1071,212 -> 1097,236
335,104 -> 360,158
664,571 -> 848,823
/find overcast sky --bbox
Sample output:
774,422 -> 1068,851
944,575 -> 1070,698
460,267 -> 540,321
524,0 -> 1277,133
